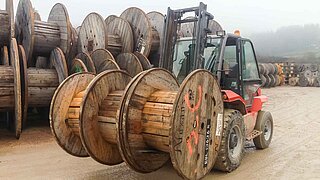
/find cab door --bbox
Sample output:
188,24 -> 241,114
239,39 -> 261,107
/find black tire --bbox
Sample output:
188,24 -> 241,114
253,111 -> 273,149
214,109 -> 245,172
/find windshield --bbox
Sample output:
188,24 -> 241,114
172,37 -> 222,82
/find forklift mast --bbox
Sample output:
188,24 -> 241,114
159,2 -> 214,72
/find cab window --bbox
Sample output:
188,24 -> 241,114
242,41 -> 259,80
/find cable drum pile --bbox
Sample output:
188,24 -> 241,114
259,63 -> 284,88
0,0 -> 228,179
289,64 -> 320,87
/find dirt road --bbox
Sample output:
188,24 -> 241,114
1,86 -> 320,180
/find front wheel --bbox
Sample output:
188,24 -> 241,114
253,111 -> 273,149
214,109 -> 245,172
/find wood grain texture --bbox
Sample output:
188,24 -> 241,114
78,13 -> 108,54
0,66 -> 14,109
105,15 -> 117,26
1,46 -> 10,66
35,57 -> 49,69
66,27 -> 79,68
18,45 -> 28,128
133,52 -> 152,70
6,0 -> 14,39
48,3 -> 72,57
49,47 -> 68,83
11,38 -> 22,139
90,48 -> 117,73
33,20 -> 60,56
115,53 -> 143,77
50,72 -> 95,157
106,17 -> 134,56
147,11 -> 164,67
75,52 -> 96,73
70,58 -> 88,74
170,69 -> 224,180
0,10 -> 10,46
80,70 -> 131,165
120,7 -> 153,57
117,68 -> 178,173
34,11 -> 41,21
0,0 -> 13,46
15,0 -> 35,66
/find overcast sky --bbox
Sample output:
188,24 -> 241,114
2,0 -> 320,36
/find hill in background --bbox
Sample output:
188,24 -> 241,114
249,24 -> 320,63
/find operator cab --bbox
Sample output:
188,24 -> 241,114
172,33 -> 261,107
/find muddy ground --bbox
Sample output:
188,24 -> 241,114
1,86 -> 320,180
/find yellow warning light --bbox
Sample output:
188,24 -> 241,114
234,30 -> 241,36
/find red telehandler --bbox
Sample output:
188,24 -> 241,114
159,2 -> 274,172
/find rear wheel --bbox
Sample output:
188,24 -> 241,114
214,109 -> 245,172
253,111 -> 273,149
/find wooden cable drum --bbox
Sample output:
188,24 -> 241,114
133,52 -> 152,70
120,8 -> 163,66
273,64 -> 278,75
117,68 -> 223,179
34,11 -> 41,21
115,53 -> 143,77
147,11 -> 165,66
264,74 -> 271,88
0,0 -> 14,46
298,75 -> 309,87
20,46 -> 68,127
304,70 -> 312,78
75,52 -> 96,74
313,77 -> 320,87
105,15 -> 118,26
267,63 -> 275,75
105,17 -> 134,56
90,48 -> 119,73
78,13 -> 133,57
258,64 -> 265,75
70,58 -> 88,74
66,27 -> 79,68
288,77 -> 298,86
260,74 -> 266,87
269,74 -> 276,87
50,68 -> 224,179
50,72 -> 96,157
0,38 -> 22,138
275,75 -> 281,86
1,46 -> 10,65
15,0 -> 72,66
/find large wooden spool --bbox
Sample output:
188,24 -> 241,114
120,8 -> 164,66
19,46 -> 68,127
51,68 -> 223,180
0,38 -> 22,139
90,48 -> 119,74
117,69 -> 224,179
78,13 -> 133,57
0,38 -> 23,139
15,0 -> 73,66
0,0 -> 14,46
0,38 -> 68,138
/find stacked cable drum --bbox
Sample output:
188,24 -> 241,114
259,63 -> 284,88
50,68 -> 224,180
289,64 -> 320,87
